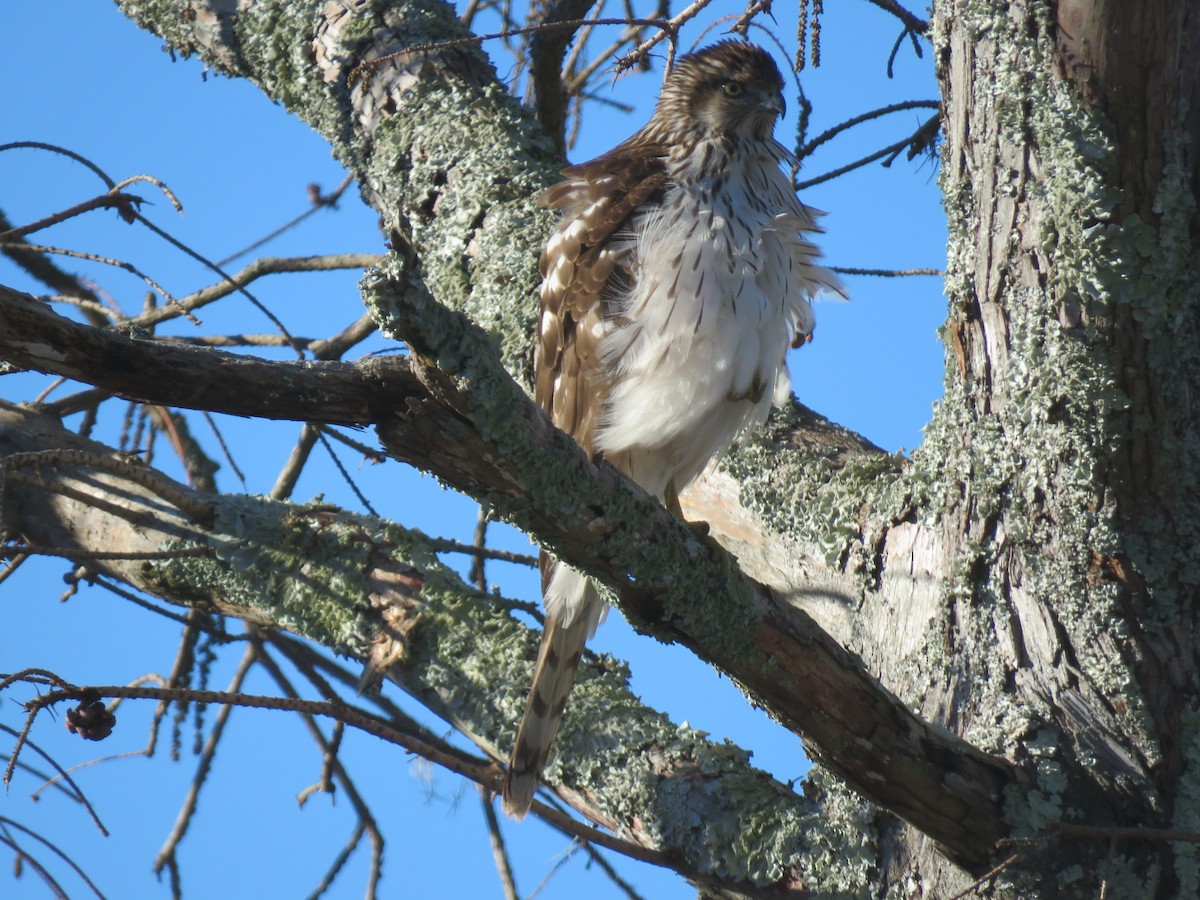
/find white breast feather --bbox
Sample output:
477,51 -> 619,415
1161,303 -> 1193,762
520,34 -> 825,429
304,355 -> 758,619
593,140 -> 838,499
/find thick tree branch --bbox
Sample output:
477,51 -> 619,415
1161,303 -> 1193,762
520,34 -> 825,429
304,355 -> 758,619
528,0 -> 598,154
0,286 -> 410,425
0,401 -> 826,894
2,253 -> 1018,869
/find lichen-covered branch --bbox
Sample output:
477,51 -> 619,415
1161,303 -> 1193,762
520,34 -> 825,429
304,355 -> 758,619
1,251 -> 1018,870
0,400 -> 837,894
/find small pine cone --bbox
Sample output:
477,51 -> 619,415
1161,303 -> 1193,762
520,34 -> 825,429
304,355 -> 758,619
65,689 -> 116,741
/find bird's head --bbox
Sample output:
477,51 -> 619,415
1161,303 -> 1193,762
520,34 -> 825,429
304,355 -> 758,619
654,41 -> 786,142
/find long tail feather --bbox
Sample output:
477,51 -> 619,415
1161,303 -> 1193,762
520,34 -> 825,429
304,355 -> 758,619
503,568 -> 600,818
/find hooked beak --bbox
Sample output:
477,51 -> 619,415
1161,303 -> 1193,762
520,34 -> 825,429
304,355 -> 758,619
763,90 -> 786,118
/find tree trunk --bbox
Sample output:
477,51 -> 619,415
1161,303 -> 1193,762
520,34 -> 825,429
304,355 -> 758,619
841,0 -> 1200,893
3,0 -> 1199,895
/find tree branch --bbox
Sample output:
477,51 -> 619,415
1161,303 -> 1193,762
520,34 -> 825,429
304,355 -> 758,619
0,286 -> 410,425
0,401 -> 830,894
4,250 -> 1018,870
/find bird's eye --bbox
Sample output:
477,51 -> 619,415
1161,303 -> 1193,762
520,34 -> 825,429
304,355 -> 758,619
722,81 -> 745,98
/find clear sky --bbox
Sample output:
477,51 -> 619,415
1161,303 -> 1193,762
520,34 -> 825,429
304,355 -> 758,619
1,2 -> 945,898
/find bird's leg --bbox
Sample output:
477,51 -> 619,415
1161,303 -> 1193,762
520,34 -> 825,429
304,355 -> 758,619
663,477 -> 685,520
663,478 -> 718,548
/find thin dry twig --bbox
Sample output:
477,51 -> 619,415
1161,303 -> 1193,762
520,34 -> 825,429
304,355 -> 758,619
308,312 -> 378,360
307,821 -> 368,900
0,827 -> 72,900
796,113 -> 939,190
0,448 -> 215,527
0,718 -> 108,836
797,100 -> 939,158
479,785 -> 520,900
535,792 -> 649,899
946,851 -> 1021,900
272,425 -> 321,501
0,192 -> 145,241
425,537 -> 538,568
24,678 -> 677,870
831,265 -> 941,277
318,425 -> 387,464
0,142 -> 116,187
217,173 -> 355,267
0,817 -> 108,899
316,429 -> 378,516
863,0 -> 928,35
251,643 -> 384,897
110,174 -> 184,212
0,241 -> 180,312
153,642 -> 259,876
127,253 -> 383,331
1,543 -> 210,562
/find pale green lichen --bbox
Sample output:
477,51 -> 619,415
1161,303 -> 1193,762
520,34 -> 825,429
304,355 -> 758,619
914,0 -> 1173,802
721,406 -> 906,581
354,61 -> 555,379
146,490 -> 824,892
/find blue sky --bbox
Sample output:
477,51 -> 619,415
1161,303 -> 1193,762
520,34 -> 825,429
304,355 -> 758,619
1,2 -> 946,897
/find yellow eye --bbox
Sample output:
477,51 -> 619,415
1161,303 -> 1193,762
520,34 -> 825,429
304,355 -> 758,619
722,81 -> 745,98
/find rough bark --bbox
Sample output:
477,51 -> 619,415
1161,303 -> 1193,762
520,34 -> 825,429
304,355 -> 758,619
2,0 -> 1199,895
0,401 -> 820,896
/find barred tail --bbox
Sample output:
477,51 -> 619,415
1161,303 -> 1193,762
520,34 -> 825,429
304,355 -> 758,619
503,560 -> 601,818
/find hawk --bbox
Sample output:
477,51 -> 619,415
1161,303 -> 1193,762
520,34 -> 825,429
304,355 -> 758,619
503,40 -> 842,817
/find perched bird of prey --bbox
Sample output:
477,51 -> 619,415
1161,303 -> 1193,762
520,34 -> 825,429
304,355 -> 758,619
503,40 -> 842,817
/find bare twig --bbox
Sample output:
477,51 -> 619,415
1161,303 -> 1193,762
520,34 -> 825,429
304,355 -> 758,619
831,265 -> 941,277
730,0 -> 774,38
318,425 -> 387,464
796,113 -> 939,189
0,719 -> 108,835
0,242 -> 179,312
862,0 -> 928,34
307,822 -> 368,900
0,817 -> 108,899
91,575 -> 197,627
200,410 -> 245,488
0,192 -> 145,241
308,312 -> 378,360
0,448 -> 215,527
1,543 -> 210,562
797,100 -> 939,158
217,173 -> 355,267
946,852 -> 1021,900
272,424 -> 321,501
315,429 -> 378,516
536,795 -> 648,900
0,549 -> 29,585
0,828 -> 72,900
0,142 -> 116,187
128,253 -> 382,331
23,678 -> 677,870
153,642 -> 259,875
425,537 -> 538,568
479,785 -> 520,900
251,640 -> 385,897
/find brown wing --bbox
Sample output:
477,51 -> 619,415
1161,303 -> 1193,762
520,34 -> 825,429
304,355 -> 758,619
534,144 -> 667,456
